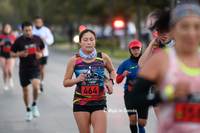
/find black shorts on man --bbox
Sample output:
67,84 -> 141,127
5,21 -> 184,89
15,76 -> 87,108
40,56 -> 48,65
19,69 -> 41,87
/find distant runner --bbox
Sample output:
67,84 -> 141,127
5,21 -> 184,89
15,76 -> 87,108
116,40 -> 147,133
10,21 -> 45,121
0,24 -> 16,90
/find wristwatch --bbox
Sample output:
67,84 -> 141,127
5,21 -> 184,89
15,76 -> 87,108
109,78 -> 115,85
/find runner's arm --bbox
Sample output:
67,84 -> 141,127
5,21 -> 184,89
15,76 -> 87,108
63,56 -> 81,87
10,40 -> 20,57
116,74 -> 124,83
10,51 -> 19,57
102,53 -> 116,82
116,62 -> 125,84
138,37 -> 159,67
44,28 -> 54,45
131,51 -> 168,109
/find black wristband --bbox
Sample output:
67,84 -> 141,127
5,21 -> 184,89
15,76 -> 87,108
109,78 -> 115,85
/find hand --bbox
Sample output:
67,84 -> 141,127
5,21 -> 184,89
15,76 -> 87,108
11,40 -> 14,45
35,52 -> 43,59
0,41 -> 5,46
77,71 -> 87,82
41,37 -> 46,42
123,70 -> 131,77
104,81 -> 113,94
18,50 -> 28,57
174,81 -> 190,99
150,36 -> 160,46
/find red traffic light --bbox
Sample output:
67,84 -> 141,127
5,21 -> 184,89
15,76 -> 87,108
113,20 -> 125,29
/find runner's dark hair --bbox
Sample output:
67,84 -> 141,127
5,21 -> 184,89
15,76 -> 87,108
34,16 -> 43,20
79,29 -> 96,42
22,21 -> 33,30
151,10 -> 170,34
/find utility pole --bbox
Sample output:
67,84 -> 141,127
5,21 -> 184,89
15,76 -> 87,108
77,0 -> 82,33
136,4 -> 142,42
36,0 -> 42,16
109,0 -> 114,56
170,0 -> 175,9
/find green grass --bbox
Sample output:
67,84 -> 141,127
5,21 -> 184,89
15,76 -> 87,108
54,43 -> 130,61
96,47 -> 130,60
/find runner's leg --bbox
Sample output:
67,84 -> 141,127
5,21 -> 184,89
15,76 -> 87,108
7,58 -> 15,88
138,119 -> 147,133
7,58 -> 15,78
91,110 -> 107,133
73,112 -> 91,133
0,57 -> 8,84
129,114 -> 138,133
22,85 -> 30,107
31,78 -> 40,117
40,64 -> 45,91
32,78 -> 40,101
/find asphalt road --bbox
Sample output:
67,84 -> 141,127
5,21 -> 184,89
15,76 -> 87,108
0,46 -> 157,133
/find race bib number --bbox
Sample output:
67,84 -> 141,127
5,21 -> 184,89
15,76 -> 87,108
81,86 -> 99,96
3,46 -> 11,52
174,94 -> 200,123
27,47 -> 37,54
25,44 -> 37,54
174,102 -> 200,123
128,85 -> 134,91
127,79 -> 137,91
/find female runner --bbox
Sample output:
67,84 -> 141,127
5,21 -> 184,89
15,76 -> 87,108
116,40 -> 146,133
0,24 -> 16,90
131,2 -> 200,133
63,28 -> 116,133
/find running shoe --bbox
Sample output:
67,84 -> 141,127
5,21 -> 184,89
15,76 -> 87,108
9,78 -> 14,88
26,111 -> 33,121
38,88 -> 43,93
3,84 -> 8,91
31,106 -> 40,117
139,126 -> 145,133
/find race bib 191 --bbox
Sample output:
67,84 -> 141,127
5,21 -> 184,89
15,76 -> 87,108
81,86 -> 99,96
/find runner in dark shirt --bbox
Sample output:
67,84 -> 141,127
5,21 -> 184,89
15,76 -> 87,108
10,21 -> 45,121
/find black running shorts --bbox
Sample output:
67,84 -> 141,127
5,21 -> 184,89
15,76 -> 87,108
73,104 -> 107,114
19,69 -> 41,87
40,57 -> 48,65
124,89 -> 149,119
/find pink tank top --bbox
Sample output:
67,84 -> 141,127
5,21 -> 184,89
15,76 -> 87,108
157,47 -> 200,133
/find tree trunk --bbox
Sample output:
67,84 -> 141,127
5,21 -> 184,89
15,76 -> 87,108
135,5 -> 142,42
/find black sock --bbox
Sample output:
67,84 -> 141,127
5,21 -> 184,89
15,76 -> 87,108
27,107 -> 31,112
130,124 -> 137,133
32,101 -> 36,106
